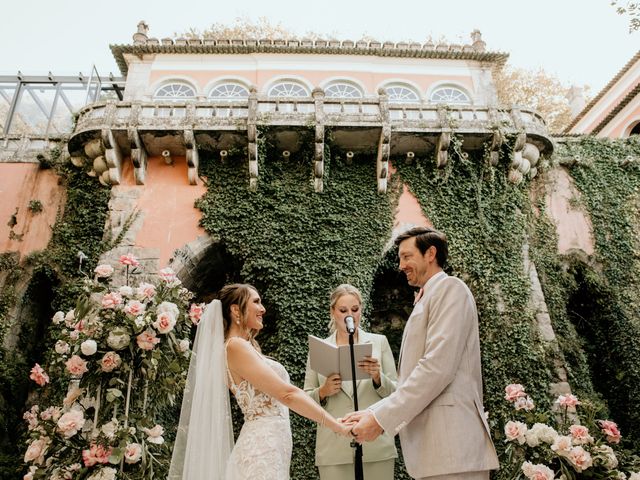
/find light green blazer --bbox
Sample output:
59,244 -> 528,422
303,329 -> 398,466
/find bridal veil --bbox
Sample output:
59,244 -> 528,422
169,299 -> 234,479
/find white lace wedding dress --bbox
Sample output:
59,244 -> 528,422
225,355 -> 293,480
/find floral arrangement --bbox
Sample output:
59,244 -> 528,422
23,254 -> 205,479
501,384 -> 640,480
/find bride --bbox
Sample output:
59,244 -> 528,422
169,283 -> 351,479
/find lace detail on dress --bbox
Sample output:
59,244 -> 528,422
225,344 -> 292,480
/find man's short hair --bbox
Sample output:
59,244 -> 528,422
394,226 -> 448,268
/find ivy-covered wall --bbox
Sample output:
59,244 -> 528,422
0,158 -> 110,477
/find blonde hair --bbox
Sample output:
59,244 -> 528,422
327,284 -> 363,333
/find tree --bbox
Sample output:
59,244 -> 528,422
494,66 -> 590,134
611,0 -> 640,32
180,16 -> 331,40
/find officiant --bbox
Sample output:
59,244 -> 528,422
303,284 -> 398,480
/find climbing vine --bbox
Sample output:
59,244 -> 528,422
196,127 -> 400,479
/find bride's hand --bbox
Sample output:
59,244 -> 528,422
335,423 -> 353,438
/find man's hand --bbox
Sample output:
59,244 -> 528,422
341,410 -> 383,443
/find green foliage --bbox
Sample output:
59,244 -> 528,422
196,128 -> 400,479
550,137 -> 640,451
0,160 -> 111,478
27,200 -> 44,214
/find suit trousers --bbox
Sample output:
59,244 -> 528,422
415,471 -> 490,480
318,459 -> 394,480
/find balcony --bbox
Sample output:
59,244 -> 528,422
68,92 -> 554,193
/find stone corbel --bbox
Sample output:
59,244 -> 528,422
511,132 -> 527,170
184,129 -> 199,185
489,129 -> 504,166
435,131 -> 450,168
101,128 -> 123,185
377,125 -> 391,193
128,128 -> 147,185
314,124 -> 325,193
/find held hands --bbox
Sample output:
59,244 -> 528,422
340,410 -> 384,443
357,356 -> 381,385
319,373 -> 341,400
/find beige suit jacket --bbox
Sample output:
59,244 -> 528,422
372,272 -> 499,478
304,329 -> 398,465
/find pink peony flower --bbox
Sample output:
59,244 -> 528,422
124,442 -> 142,464
23,436 -> 50,465
569,424 -> 594,445
101,292 -> 122,309
568,445 -> 593,472
136,282 -> 156,300
557,393 -> 580,408
100,351 -> 122,372
158,267 -> 177,282
124,300 -> 146,317
551,435 -> 573,456
40,406 -> 61,422
94,264 -> 114,278
504,420 -> 527,444
599,420 -> 622,444
57,409 -> 85,438
189,303 -> 205,325
136,329 -> 160,350
29,364 -> 49,387
65,355 -> 88,377
119,253 -> 140,267
505,384 -> 527,402
82,443 -> 113,467
153,311 -> 176,334
521,461 -> 555,480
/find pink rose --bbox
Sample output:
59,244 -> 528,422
124,300 -> 145,317
158,267 -> 177,282
40,406 -> 61,422
521,462 -> 554,480
153,311 -> 176,334
569,425 -> 594,445
100,352 -> 122,372
568,445 -> 593,472
94,264 -> 114,278
557,393 -> 580,408
189,303 -> 205,325
119,253 -> 140,267
551,435 -> 573,456
23,436 -> 50,465
57,409 -> 85,438
136,282 -> 156,300
82,443 -> 112,467
124,442 -> 142,464
136,329 -> 160,350
599,420 -> 622,444
29,364 -> 49,387
65,355 -> 88,377
504,420 -> 527,444
101,292 -> 122,309
505,384 -> 527,402
23,466 -> 37,480
23,405 -> 39,430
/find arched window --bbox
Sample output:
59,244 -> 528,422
430,86 -> 471,104
268,82 -> 310,97
325,83 -> 364,98
384,84 -> 420,102
630,121 -> 640,136
154,83 -> 196,100
209,83 -> 250,100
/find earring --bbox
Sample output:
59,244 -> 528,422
235,320 -> 240,325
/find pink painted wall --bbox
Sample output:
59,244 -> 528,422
606,99 -> 640,137
115,156 -> 207,267
0,164 -> 66,258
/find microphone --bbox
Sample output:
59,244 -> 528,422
344,315 -> 356,334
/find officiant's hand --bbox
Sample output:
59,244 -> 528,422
319,374 -> 341,401
342,410 -> 384,443
358,356 -> 381,385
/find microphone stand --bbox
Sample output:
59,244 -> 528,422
348,328 -> 364,480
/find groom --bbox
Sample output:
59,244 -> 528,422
345,227 -> 499,479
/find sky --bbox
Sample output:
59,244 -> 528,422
0,0 -> 637,94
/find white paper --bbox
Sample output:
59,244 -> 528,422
308,335 -> 373,381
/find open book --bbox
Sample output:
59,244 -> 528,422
308,335 -> 373,381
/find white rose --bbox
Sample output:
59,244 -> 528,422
106,328 -> 130,350
142,424 -> 164,444
80,339 -> 98,356
124,442 -> 142,464
55,340 -> 69,355
156,301 -> 179,318
101,419 -> 118,439
64,310 -> 76,327
118,286 -> 134,297
52,311 -> 65,324
178,339 -> 190,352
